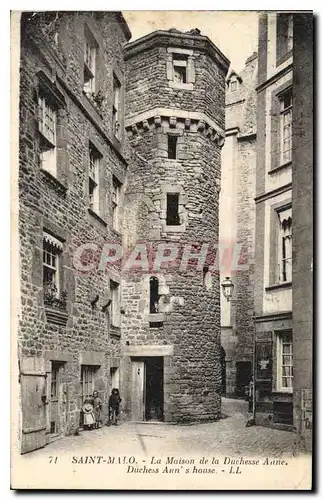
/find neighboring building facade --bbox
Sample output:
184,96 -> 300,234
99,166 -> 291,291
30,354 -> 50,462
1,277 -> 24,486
254,12 -> 294,429
292,13 -> 313,453
122,29 -> 229,423
18,11 -> 131,453
255,12 -> 313,435
18,14 -> 230,454
220,53 -> 257,397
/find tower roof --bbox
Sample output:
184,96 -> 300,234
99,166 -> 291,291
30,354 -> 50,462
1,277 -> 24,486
125,28 -> 230,73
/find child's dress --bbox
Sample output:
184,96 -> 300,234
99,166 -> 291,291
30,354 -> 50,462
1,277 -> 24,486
82,401 -> 95,427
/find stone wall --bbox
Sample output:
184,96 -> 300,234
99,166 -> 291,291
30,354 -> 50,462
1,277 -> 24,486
123,30 -> 229,422
18,11 -> 130,436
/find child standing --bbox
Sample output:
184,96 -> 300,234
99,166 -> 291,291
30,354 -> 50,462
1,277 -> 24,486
108,388 -> 122,425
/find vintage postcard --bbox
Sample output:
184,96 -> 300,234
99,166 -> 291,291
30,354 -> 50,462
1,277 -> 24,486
10,9 -> 313,490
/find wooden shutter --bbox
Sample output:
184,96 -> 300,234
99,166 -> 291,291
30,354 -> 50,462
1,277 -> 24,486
20,357 -> 49,454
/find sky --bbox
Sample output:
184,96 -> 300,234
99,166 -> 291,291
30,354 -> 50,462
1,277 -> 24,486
123,11 -> 259,73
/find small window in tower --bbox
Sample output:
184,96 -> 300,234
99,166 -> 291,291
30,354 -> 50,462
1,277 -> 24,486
149,277 -> 160,313
166,193 -> 180,226
168,135 -> 178,159
173,55 -> 188,83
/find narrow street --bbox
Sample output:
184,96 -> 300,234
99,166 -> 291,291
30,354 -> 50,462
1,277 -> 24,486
13,397 -> 310,490
22,398 -> 295,459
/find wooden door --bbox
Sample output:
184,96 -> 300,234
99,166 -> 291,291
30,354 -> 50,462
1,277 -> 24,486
50,362 -> 64,435
20,357 -> 48,454
131,360 -> 145,421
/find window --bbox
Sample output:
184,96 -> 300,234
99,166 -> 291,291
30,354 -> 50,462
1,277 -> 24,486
230,80 -> 238,92
276,14 -> 293,64
110,280 -> 121,327
149,277 -> 160,313
83,31 -> 97,94
113,74 -> 121,140
167,49 -> 195,88
276,331 -> 293,391
81,365 -> 97,403
280,90 -> 292,165
166,193 -> 180,226
43,232 -> 63,296
173,55 -> 188,83
38,96 -> 57,177
89,144 -> 101,214
167,135 -> 178,159
110,367 -> 119,389
112,176 -> 122,232
277,208 -> 292,283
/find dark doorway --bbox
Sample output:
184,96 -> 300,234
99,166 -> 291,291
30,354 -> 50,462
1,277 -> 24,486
236,361 -> 252,398
145,357 -> 164,421
220,347 -> 226,396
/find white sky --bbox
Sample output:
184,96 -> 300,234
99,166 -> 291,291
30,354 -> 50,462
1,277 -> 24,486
123,11 -> 259,73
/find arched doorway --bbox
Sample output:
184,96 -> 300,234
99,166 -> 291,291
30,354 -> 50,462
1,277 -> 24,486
220,347 -> 226,396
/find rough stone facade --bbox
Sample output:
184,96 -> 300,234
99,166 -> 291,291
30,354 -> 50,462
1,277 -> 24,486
18,11 -> 131,452
17,14 -> 229,453
220,53 -> 257,397
122,30 -> 229,422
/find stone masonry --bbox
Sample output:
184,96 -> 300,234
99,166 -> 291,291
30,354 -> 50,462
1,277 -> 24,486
121,30 -> 230,422
17,14 -> 230,453
220,53 -> 257,397
18,11 -> 131,451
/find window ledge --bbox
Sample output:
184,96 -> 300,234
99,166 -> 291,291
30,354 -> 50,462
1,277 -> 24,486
169,81 -> 194,91
44,305 -> 68,327
147,313 -> 165,323
40,169 -> 67,196
269,161 -> 292,175
87,208 -> 107,228
271,390 -> 293,396
110,325 -> 121,338
265,282 -> 292,292
162,224 -> 186,233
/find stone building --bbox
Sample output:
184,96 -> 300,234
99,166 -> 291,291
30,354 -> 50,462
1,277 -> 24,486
220,52 -> 257,397
17,13 -> 229,453
122,29 -> 229,423
18,11 -> 131,453
254,12 -> 313,433
292,13 -> 313,453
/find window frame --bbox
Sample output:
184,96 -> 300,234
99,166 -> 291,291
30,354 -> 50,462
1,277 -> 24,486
112,73 -> 122,140
43,232 -> 63,296
38,95 -> 57,177
277,207 -> 292,284
166,193 -> 181,226
279,90 -> 293,166
110,279 -> 121,328
81,365 -> 97,402
88,143 -> 101,215
167,134 -> 178,160
83,28 -> 97,95
112,176 -> 122,232
276,13 -> 293,66
167,48 -> 195,90
276,331 -> 293,393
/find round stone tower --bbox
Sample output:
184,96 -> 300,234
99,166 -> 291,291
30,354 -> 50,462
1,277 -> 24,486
121,29 -> 230,423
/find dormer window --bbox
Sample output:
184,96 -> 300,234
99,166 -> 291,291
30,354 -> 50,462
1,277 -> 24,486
230,80 -> 238,92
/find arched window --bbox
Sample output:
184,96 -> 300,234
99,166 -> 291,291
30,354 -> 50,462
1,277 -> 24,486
149,277 -> 159,313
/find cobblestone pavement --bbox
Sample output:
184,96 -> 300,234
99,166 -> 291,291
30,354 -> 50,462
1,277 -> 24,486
23,398 -> 295,459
